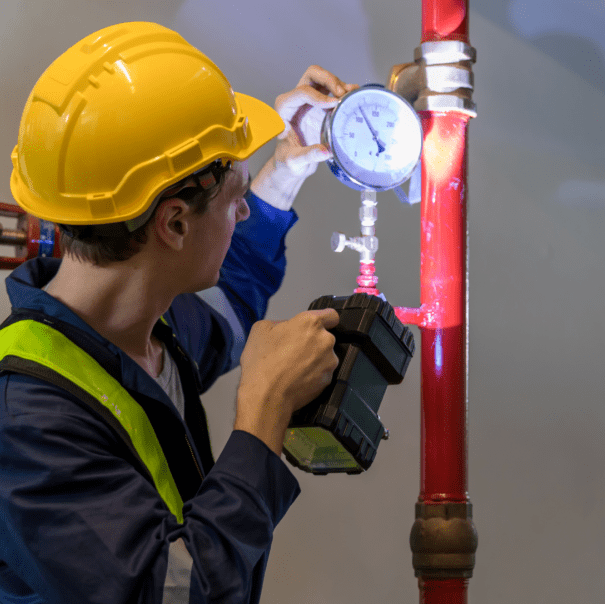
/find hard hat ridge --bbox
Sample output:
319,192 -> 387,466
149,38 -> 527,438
10,22 -> 284,225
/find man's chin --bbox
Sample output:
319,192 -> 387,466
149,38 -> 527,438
190,272 -> 220,294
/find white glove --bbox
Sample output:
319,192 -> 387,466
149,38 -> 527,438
251,65 -> 357,210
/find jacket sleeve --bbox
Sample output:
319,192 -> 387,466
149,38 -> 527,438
0,375 -> 300,604
217,190 -> 298,334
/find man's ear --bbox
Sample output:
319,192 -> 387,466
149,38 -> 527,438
152,198 -> 190,251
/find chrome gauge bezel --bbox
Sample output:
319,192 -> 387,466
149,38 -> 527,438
321,84 -> 423,192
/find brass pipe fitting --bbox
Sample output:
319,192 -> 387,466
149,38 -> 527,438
388,41 -> 477,117
409,501 -> 478,579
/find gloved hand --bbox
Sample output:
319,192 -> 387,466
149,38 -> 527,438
250,65 -> 357,211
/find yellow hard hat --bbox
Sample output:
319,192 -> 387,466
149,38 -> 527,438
10,22 -> 285,225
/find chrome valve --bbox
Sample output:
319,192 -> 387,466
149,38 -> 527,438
331,190 -> 379,264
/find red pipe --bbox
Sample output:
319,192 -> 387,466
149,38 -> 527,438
0,203 -> 26,270
417,113 -> 469,504
396,114 -> 470,497
0,202 -> 62,270
394,0 -> 473,601
421,0 -> 468,42
420,578 -> 470,604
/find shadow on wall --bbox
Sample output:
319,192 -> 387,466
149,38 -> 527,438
531,33 -> 605,93
475,0 -> 605,94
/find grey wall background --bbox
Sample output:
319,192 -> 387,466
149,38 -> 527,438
1,1 -> 604,602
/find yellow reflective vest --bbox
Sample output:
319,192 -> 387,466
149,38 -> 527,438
0,313 -> 207,524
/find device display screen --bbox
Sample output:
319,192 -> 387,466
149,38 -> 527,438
283,427 -> 361,472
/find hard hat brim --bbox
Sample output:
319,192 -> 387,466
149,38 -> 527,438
9,95 -> 285,226
232,92 -> 285,160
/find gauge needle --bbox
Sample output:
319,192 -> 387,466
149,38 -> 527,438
358,106 -> 386,155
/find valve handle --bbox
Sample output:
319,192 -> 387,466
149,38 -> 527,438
331,231 -> 347,253
0,203 -> 61,270
0,203 -> 26,270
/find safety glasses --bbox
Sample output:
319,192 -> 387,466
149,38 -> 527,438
161,159 -> 233,201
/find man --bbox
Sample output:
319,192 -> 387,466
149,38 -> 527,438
0,22 -> 355,604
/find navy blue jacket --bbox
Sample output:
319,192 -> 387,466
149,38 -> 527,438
0,192 -> 301,604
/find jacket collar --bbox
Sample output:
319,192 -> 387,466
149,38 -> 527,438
5,258 -> 180,410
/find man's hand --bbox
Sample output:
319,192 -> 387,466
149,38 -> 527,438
234,308 -> 340,456
250,65 -> 357,211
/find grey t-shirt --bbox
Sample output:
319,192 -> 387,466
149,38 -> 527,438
154,342 -> 186,420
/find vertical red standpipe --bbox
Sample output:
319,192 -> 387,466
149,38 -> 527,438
395,0 -> 477,602
416,110 -> 471,604
420,1 -> 472,602
422,0 -> 469,42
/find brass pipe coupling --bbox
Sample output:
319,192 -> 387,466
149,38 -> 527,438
387,41 -> 477,117
409,501 -> 479,579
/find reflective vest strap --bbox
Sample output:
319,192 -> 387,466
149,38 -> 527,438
0,353 -> 150,480
0,320 -> 184,524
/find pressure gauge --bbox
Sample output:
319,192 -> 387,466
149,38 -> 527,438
322,84 -> 422,191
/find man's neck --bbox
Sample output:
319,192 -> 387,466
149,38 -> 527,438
45,255 -> 174,372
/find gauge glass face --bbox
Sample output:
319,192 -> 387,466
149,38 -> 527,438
330,87 -> 422,190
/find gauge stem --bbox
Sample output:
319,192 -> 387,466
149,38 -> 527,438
354,190 -> 380,295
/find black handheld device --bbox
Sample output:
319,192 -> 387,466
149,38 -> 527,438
283,293 -> 415,475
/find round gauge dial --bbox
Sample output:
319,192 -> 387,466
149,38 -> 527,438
322,85 -> 422,191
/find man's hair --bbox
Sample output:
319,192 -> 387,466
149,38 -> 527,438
59,171 -> 226,266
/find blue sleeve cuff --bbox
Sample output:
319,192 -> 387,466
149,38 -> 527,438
208,430 -> 301,526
